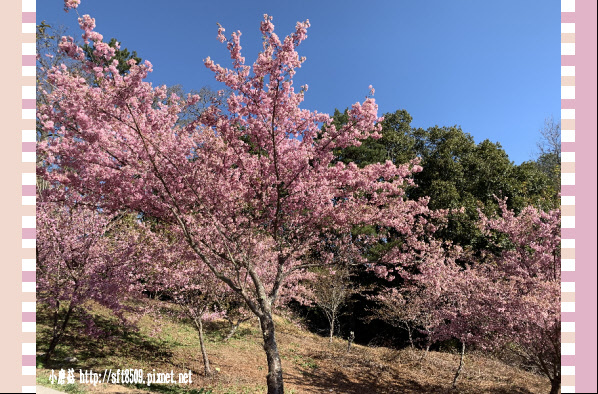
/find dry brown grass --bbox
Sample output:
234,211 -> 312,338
36,300 -> 551,393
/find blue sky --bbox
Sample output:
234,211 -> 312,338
38,0 -> 560,164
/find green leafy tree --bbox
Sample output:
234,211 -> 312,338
82,38 -> 141,75
332,108 -> 416,167
333,111 -> 559,251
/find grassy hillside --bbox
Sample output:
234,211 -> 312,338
36,299 -> 551,393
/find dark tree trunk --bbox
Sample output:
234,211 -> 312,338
194,318 -> 212,376
258,312 -> 284,394
45,303 -> 74,365
347,331 -> 355,352
452,342 -> 466,389
45,336 -> 60,366
549,376 -> 561,394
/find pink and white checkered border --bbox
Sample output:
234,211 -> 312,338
19,0 -> 583,392
22,0 -> 37,392
560,0 -> 576,392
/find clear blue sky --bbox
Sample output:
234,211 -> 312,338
38,0 -> 560,164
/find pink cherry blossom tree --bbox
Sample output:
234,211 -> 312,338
390,239 -> 475,388
374,200 -> 561,392
476,200 -> 561,394
39,3 -> 434,392
37,193 -> 148,365
370,286 -> 442,352
143,229 -> 235,377
161,262 -> 226,377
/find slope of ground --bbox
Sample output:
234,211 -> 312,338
36,299 -> 551,393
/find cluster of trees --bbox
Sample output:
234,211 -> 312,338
331,108 -> 559,248
36,2 -> 561,394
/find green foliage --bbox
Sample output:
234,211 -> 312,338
326,109 -> 560,313
83,38 -> 141,74
333,109 -> 416,168
36,21 -> 56,50
510,160 -> 559,212
332,109 -> 559,252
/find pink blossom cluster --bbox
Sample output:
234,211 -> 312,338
372,198 -> 561,386
36,192 -> 152,339
64,0 -> 80,11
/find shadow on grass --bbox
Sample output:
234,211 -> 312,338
36,307 -> 173,371
123,383 -> 213,394
35,304 -> 246,380
288,366 -> 539,393
156,307 -> 256,343
285,348 -> 540,394
286,366 -> 442,394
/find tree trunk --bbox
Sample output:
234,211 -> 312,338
45,303 -> 74,365
452,342 -> 466,389
223,318 -> 246,342
549,376 -> 561,394
418,342 -> 431,365
194,318 -> 212,376
45,335 -> 60,366
329,316 -> 335,342
407,324 -> 414,349
258,312 -> 284,394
